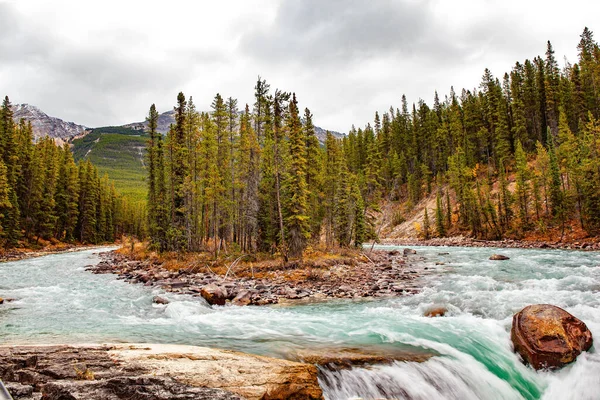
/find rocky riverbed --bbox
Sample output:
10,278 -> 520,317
87,249 -> 438,306
0,344 -> 323,400
379,236 -> 600,250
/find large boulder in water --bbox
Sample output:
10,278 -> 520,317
511,304 -> 593,370
200,284 -> 227,306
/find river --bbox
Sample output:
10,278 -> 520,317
1,246 -> 599,399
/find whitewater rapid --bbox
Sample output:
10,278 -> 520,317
1,246 -> 599,399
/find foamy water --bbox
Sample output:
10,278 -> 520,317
1,245 -> 599,399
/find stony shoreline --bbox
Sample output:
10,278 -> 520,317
377,236 -> 600,251
0,343 -> 323,400
0,244 -> 113,263
88,249 -> 438,306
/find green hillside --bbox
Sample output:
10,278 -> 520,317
72,127 -> 148,202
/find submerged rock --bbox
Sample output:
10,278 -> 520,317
511,304 -> 593,370
424,307 -> 447,317
403,248 -> 417,256
294,346 -> 433,370
200,284 -> 227,306
489,254 -> 510,260
152,295 -> 169,305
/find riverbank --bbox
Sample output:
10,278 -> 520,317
0,244 -> 116,263
88,248 -> 438,306
0,343 -> 323,400
376,236 -> 600,250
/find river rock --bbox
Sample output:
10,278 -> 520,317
200,284 -> 227,306
511,304 -> 593,370
152,295 -> 170,305
0,297 -> 3,304
403,248 -> 417,256
232,290 -> 253,306
490,254 -> 510,260
424,307 -> 447,317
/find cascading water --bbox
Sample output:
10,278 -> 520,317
1,246 -> 599,399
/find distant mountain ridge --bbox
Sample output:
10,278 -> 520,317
12,104 -> 345,145
124,109 -> 345,144
11,104 -> 88,143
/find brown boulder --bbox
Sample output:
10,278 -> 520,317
424,307 -> 447,317
152,296 -> 170,305
403,248 -> 417,256
490,254 -> 510,260
511,304 -> 593,370
232,290 -> 253,306
200,284 -> 227,306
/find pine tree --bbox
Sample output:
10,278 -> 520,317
422,208 -> 431,240
55,144 -> 79,241
304,108 -> 324,242
0,97 -> 21,245
146,104 -> 159,245
514,139 -> 530,227
169,92 -> 188,251
284,94 -> 310,259
435,191 -> 446,237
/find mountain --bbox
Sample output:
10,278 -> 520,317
72,127 -> 149,202
123,109 -> 345,144
11,104 -> 88,143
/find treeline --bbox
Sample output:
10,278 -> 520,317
146,88 -> 371,257
146,27 -> 600,256
344,27 -> 600,239
0,97 -> 143,248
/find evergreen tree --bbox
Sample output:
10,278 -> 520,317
284,94 -> 310,259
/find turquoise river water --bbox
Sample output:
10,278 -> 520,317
1,246 -> 600,399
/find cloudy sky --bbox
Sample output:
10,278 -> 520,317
1,0 -> 599,133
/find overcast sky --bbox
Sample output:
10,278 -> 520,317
1,0 -> 599,133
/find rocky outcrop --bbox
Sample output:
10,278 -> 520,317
511,304 -> 593,370
42,377 -> 242,400
0,344 -> 323,400
490,254 -> 510,260
11,104 -> 88,142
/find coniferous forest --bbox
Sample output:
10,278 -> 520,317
146,28 -> 600,258
0,97 -> 143,248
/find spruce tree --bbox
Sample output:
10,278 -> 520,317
284,94 -> 310,259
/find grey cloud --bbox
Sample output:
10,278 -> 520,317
0,3 -> 227,127
240,0 -> 467,67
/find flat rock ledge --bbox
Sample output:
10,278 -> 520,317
0,343 -> 323,400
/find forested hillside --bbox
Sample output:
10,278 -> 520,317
0,97 -> 143,248
72,127 -> 149,202
351,27 -> 600,241
145,28 -> 600,258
